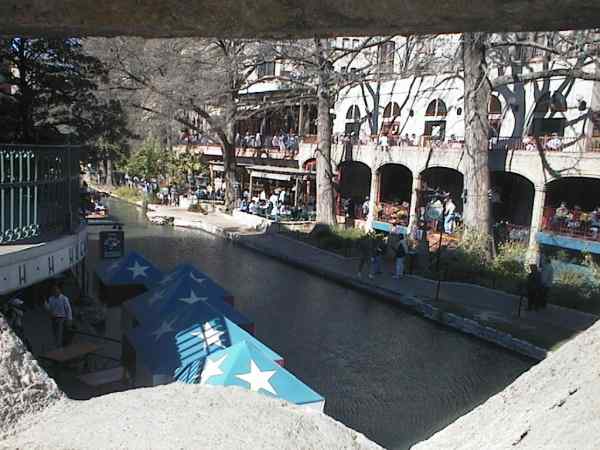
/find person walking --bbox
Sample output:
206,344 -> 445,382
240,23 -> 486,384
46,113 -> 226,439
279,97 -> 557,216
357,235 -> 374,279
45,284 -> 73,348
371,235 -> 386,276
540,257 -> 554,309
526,264 -> 542,311
393,234 -> 407,279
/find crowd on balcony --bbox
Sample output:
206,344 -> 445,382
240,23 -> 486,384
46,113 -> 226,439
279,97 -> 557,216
236,130 -> 300,156
545,202 -> 600,240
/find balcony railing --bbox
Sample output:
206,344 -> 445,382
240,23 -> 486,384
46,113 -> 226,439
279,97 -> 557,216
0,144 -> 81,245
541,206 -> 600,242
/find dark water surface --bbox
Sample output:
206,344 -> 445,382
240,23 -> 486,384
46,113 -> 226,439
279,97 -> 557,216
89,199 -> 534,450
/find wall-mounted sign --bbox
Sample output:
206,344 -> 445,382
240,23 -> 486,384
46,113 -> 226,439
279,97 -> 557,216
100,230 -> 124,259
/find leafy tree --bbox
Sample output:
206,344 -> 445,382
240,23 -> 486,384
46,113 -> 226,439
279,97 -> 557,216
0,37 -> 108,143
125,137 -> 165,180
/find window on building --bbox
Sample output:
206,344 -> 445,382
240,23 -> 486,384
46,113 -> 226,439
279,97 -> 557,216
383,102 -> 401,119
352,39 -> 360,49
424,120 -> 446,139
378,41 -> 395,73
257,61 -> 275,78
346,105 -> 361,121
425,99 -> 447,117
342,38 -> 350,49
488,95 -> 502,115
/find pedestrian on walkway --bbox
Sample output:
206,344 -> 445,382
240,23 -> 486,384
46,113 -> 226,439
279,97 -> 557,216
371,235 -> 386,276
45,284 -> 73,348
526,264 -> 542,311
393,234 -> 407,278
357,235 -> 374,279
540,257 -> 554,309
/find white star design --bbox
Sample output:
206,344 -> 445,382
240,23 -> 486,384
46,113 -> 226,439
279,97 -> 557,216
190,273 -> 207,284
191,321 -> 226,351
178,290 -> 208,305
147,289 -> 165,306
127,261 -> 150,279
151,318 -> 176,342
235,360 -> 277,395
199,354 -> 228,385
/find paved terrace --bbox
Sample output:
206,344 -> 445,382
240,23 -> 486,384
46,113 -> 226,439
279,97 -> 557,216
142,205 -> 598,359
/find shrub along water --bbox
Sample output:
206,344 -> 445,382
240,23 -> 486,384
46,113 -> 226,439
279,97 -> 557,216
423,230 -> 600,314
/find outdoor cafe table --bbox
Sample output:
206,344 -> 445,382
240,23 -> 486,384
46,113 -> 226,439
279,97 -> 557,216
40,342 -> 99,373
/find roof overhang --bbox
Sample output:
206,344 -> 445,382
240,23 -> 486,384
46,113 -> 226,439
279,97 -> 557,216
1,1 -> 599,38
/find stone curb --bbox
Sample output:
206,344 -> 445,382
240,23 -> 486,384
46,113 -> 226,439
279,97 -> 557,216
148,213 -> 548,361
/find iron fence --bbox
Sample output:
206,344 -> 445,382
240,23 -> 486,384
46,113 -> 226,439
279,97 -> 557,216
0,144 -> 81,244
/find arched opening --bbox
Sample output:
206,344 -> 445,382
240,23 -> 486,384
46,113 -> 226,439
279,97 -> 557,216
543,177 -> 600,241
381,101 -> 402,139
377,164 -> 413,225
424,99 -> 447,143
337,161 -> 371,219
345,104 -> 361,135
419,167 -> 464,231
490,171 -> 535,243
425,99 -> 447,117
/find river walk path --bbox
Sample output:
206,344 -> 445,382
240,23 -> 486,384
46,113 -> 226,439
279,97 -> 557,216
138,203 -> 598,360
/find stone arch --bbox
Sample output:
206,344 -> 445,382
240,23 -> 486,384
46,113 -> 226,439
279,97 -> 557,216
425,99 -> 447,117
419,166 -> 465,214
376,163 -> 413,225
490,170 -> 535,227
337,160 -> 372,202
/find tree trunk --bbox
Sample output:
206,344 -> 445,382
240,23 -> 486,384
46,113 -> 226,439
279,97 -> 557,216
462,32 -> 492,236
315,38 -> 336,226
222,97 -> 238,214
105,158 -> 113,186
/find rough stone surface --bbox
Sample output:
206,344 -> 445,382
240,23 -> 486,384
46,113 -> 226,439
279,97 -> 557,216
1,0 -> 600,38
2,384 -> 382,450
0,315 -> 63,435
0,315 -> 380,450
412,320 -> 600,450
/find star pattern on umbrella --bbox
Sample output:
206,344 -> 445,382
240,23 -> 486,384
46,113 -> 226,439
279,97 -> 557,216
147,289 -> 165,305
191,321 -> 226,351
178,290 -> 208,305
190,273 -> 206,284
199,354 -> 228,385
127,261 -> 150,279
151,318 -> 176,342
235,360 -> 277,395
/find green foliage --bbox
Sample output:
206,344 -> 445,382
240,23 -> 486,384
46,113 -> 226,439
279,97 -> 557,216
550,270 -> 600,312
0,37 -> 125,144
125,138 -> 165,179
112,186 -> 142,203
307,225 -> 367,256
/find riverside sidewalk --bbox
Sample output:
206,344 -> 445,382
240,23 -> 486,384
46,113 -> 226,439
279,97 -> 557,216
145,207 -> 597,360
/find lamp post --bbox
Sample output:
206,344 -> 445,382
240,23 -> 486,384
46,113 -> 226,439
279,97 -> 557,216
425,188 -> 449,301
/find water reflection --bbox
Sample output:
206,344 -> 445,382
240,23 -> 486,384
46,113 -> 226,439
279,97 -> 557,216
88,199 -> 534,450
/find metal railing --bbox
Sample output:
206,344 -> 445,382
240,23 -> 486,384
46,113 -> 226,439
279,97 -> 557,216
541,206 -> 600,242
0,144 -> 81,244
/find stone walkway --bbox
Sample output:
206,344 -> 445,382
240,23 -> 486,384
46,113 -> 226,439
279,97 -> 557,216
147,208 -> 599,358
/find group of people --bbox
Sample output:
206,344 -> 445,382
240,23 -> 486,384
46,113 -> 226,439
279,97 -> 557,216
356,232 -> 409,280
237,130 -> 300,155
240,187 -> 306,221
550,202 -> 600,238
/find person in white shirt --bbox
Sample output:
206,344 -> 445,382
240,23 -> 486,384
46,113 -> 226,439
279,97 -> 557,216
444,198 -> 457,234
45,284 -> 73,348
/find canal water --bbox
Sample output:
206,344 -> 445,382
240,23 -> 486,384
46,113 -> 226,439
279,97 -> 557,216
89,199 -> 534,450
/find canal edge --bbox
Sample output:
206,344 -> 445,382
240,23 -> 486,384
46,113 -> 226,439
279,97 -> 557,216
161,215 -> 548,361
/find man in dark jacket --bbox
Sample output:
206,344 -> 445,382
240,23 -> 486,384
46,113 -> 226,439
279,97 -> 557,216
526,264 -> 542,311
